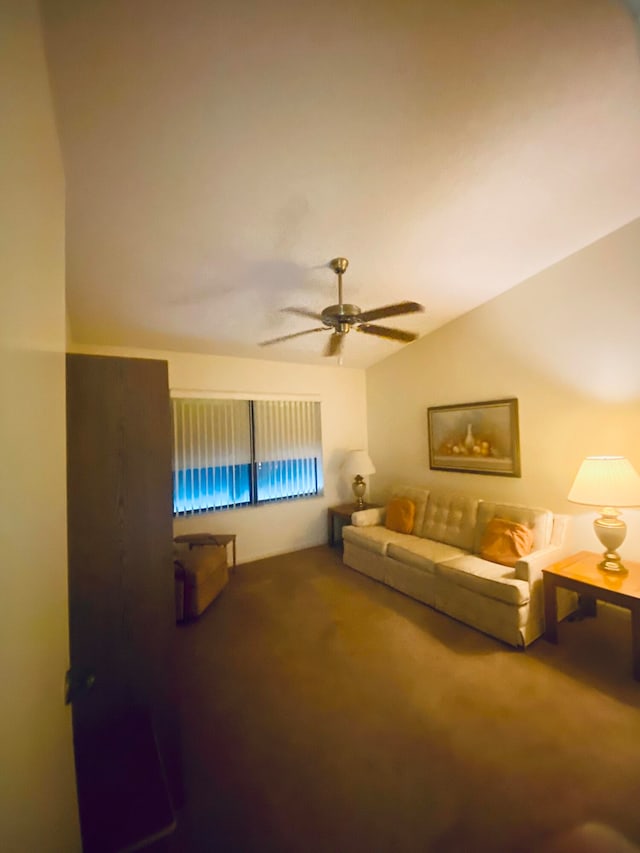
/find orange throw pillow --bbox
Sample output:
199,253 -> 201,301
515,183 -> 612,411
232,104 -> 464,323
479,517 -> 534,567
385,498 -> 416,534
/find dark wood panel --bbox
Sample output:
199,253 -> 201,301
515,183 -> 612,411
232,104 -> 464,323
75,710 -> 176,853
66,354 -> 178,850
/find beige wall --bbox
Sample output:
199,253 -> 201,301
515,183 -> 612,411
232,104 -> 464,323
367,217 -> 640,560
71,219 -> 640,564
0,1 -> 80,849
69,345 -> 369,562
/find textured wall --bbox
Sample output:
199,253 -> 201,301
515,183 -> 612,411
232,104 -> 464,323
367,218 -> 640,559
0,1 -> 80,848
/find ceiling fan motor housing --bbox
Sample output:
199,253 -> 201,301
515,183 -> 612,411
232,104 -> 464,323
321,304 -> 361,330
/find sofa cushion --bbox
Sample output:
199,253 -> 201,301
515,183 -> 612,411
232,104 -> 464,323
391,485 -> 429,535
342,523 -> 413,556
387,538 -> 467,573
474,502 -> 553,554
478,517 -> 534,568
419,492 -> 478,550
385,498 -> 416,534
436,555 -> 530,606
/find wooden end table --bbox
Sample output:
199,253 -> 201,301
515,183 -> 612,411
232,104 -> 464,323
327,503 -> 380,547
543,550 -> 640,681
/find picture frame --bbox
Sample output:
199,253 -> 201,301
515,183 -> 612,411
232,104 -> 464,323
427,398 -> 521,477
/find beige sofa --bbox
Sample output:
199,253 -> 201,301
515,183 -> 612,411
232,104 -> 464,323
342,484 -> 575,648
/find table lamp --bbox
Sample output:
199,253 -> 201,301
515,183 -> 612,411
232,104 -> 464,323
342,450 -> 375,509
568,456 -> 640,572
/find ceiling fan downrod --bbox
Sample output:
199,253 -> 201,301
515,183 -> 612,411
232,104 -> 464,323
330,257 -> 349,308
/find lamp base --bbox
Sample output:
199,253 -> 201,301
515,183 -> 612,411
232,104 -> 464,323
352,475 -> 367,510
594,510 -> 628,573
598,552 -> 628,573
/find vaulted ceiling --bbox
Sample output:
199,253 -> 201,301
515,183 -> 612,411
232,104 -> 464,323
42,0 -> 640,367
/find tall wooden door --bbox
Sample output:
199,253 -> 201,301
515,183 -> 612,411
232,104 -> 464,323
66,354 -> 178,852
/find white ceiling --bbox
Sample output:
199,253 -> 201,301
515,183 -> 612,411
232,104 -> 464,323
42,0 -> 640,368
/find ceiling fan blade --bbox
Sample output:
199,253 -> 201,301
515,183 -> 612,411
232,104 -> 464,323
356,301 -> 424,323
259,327 -> 327,346
282,307 -> 324,322
324,332 -> 345,357
356,324 -> 418,343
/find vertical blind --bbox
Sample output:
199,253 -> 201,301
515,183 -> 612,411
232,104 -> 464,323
172,398 -> 252,513
171,397 -> 323,514
253,400 -> 323,503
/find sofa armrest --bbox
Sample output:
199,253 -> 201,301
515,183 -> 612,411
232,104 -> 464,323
351,507 -> 386,527
514,545 -> 565,585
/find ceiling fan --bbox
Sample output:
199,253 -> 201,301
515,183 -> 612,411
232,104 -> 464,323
259,257 -> 424,357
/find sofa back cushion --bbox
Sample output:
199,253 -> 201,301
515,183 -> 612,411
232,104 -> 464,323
390,484 -> 429,535
478,517 -> 535,567
473,502 -> 553,555
385,497 -> 416,534
419,492 -> 478,550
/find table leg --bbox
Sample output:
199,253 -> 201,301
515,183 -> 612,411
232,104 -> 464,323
579,594 -> 597,618
232,536 -> 236,569
328,510 -> 335,547
543,576 -> 558,643
632,605 -> 640,682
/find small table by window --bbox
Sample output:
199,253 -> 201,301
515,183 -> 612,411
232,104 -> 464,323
327,503 -> 380,547
543,550 -> 640,681
174,533 -> 237,569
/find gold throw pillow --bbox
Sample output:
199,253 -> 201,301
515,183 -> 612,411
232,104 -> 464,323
385,498 -> 416,534
479,517 -> 534,567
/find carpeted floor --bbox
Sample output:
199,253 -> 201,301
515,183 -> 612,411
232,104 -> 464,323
162,545 -> 640,852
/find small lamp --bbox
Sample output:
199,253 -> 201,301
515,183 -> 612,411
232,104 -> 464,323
342,450 -> 376,509
568,456 -> 640,573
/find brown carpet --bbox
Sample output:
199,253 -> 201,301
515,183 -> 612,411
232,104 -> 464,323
163,545 -> 640,852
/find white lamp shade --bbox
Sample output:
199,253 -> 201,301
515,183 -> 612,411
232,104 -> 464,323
568,456 -> 640,507
342,449 -> 375,479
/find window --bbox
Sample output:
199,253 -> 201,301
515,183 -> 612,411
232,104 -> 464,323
171,397 -> 323,515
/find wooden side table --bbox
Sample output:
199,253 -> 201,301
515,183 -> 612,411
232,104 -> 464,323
543,550 -> 640,681
327,503 -> 380,547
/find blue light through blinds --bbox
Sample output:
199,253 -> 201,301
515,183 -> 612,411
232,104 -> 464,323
171,397 -> 323,515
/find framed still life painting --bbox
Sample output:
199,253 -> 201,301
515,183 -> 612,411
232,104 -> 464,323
427,398 -> 521,477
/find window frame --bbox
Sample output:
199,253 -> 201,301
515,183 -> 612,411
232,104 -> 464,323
171,394 -> 324,516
